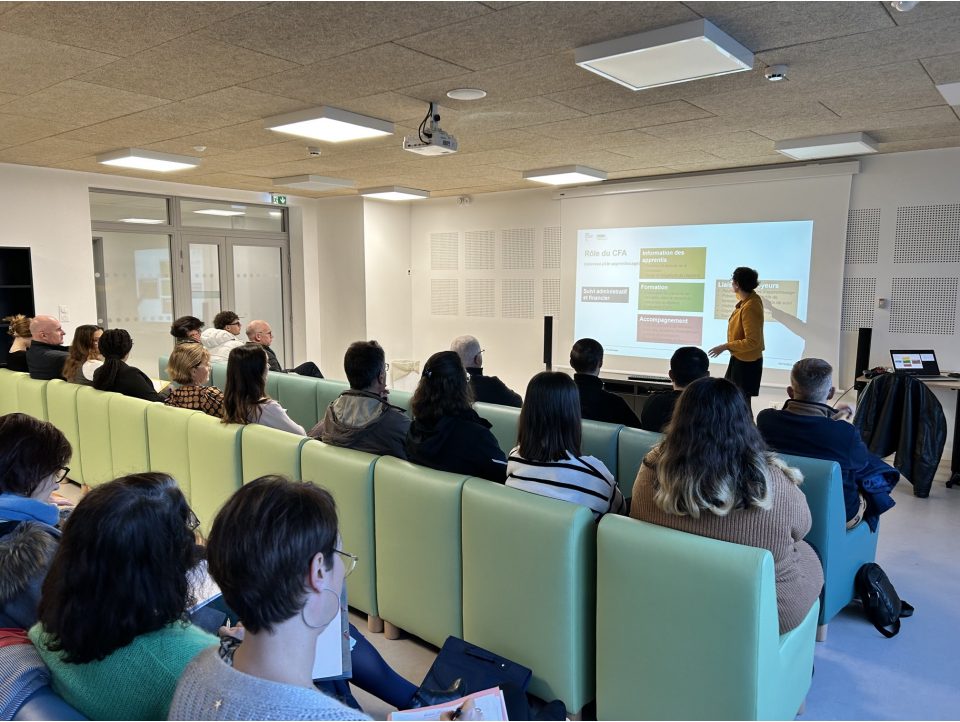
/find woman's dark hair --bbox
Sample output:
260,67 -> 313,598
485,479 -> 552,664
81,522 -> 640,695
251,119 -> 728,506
36,472 -> 196,663
732,267 -> 760,293
651,377 -> 770,518
517,372 -> 582,461
207,475 -> 339,635
0,413 -> 71,496
92,328 -> 132,391
343,340 -> 385,390
410,351 -> 473,423
170,316 -> 204,343
61,324 -> 102,382
222,343 -> 268,425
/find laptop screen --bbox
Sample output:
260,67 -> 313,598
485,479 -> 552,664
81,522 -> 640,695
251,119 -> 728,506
890,350 -> 941,375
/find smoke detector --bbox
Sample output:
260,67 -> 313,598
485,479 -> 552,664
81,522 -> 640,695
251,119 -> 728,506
764,64 -> 788,82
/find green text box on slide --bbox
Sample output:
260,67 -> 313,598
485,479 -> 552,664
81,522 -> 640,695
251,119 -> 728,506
638,282 -> 705,312
638,247 -> 706,280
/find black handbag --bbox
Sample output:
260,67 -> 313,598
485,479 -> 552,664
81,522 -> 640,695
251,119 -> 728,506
855,563 -> 914,638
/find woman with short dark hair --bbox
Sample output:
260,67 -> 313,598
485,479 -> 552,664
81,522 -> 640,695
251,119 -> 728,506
406,351 -> 506,481
171,315 -> 204,345
61,324 -> 102,385
708,266 -> 765,408
631,377 -> 823,634
507,372 -> 625,520
221,343 -> 304,434
92,328 -> 162,401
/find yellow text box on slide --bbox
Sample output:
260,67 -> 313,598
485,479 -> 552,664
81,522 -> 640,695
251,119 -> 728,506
639,247 -> 706,280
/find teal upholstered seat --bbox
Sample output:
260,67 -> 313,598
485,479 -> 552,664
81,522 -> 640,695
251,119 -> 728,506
581,419 -> 621,475
264,371 -> 281,400
108,393 -> 152,477
16,375 -> 48,421
158,355 -> 170,380
615,426 -> 663,499
147,404 -> 200,501
187,414 -> 243,532
276,373 -> 322,432
461,479 -> 596,714
596,516 -> 817,720
778,452 -> 879,632
301,440 -> 379,617
0,369 -> 24,415
45,380 -> 84,484
388,388 -> 412,413
374,457 -> 467,646
76,387 -> 113,486
209,361 -> 228,389
240,423 -> 307,483
473,401 -> 520,455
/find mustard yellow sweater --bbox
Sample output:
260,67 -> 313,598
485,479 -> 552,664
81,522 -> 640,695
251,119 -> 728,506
727,292 -> 765,362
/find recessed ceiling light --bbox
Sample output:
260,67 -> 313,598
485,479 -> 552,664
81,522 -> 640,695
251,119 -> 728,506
272,174 -> 356,190
264,106 -> 394,143
119,218 -> 165,224
268,210 -> 282,217
774,132 -> 879,160
523,166 -> 608,186
936,81 -> 960,106
360,186 -> 431,201
446,88 -> 487,101
194,209 -> 245,217
96,148 -> 200,172
575,19 -> 753,91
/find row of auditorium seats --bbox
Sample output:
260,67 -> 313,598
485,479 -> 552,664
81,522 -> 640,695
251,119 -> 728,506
1,367 -> 876,717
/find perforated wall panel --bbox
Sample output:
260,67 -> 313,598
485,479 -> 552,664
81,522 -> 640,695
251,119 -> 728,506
465,279 -> 496,317
845,209 -> 880,264
430,232 -> 459,271
431,279 -> 459,316
543,278 -> 560,317
502,279 -> 535,319
501,228 -> 535,269
888,277 -> 957,334
465,230 -> 495,270
841,277 -> 876,332
894,204 -> 960,263
543,226 -> 561,270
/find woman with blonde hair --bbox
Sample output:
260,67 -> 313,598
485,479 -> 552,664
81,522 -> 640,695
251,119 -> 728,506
61,325 -> 103,385
3,314 -> 31,372
631,376 -> 822,634
164,343 -> 224,417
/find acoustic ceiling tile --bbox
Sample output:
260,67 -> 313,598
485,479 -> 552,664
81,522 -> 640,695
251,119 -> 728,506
0,30 -> 119,95
0,136 -> 111,164
441,97 -> 586,135
340,93 -> 438,124
59,114 -> 209,146
144,87 -> 307,131
0,113 -> 76,149
172,119 -> 298,152
887,1 -> 960,27
921,52 -> 960,85
606,144 -> 722,166
174,172 -> 271,191
529,100 -> 714,140
869,121 -> 960,143
0,80 -> 169,126
751,104 -> 960,141
878,137 -> 960,153
815,61 -> 947,116
635,114 -> 755,141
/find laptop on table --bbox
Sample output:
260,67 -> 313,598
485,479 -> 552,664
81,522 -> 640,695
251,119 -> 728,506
889,349 -> 945,379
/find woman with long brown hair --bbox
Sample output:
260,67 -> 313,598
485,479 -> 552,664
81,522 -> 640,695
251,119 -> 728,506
61,324 -> 103,385
221,343 -> 304,434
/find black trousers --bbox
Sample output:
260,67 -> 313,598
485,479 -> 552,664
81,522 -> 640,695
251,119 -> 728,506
726,356 -> 763,408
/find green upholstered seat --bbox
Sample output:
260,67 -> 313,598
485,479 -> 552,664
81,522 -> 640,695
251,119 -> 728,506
315,379 -> 350,421
265,371 -> 281,400
16,375 -> 49,421
240,424 -> 307,483
45,380 -> 84,485
388,388 -> 412,413
276,373 -> 322,433
615,427 -> 663,499
581,419 -> 621,476
461,479 -> 596,714
158,355 -> 170,380
374,457 -> 467,646
0,369 -> 24,415
147,404 -> 200,501
596,516 -> 817,720
76,387 -> 114,486
473,401 -> 520,455
300,440 -> 379,617
209,362 -> 228,389
187,414 -> 243,533
108,394 -> 152,477
778,453 -> 879,628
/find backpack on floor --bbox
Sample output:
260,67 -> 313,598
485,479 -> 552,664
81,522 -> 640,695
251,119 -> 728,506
855,562 -> 914,638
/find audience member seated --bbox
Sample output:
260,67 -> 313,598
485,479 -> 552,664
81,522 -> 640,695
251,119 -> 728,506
92,328 -> 163,402
309,340 -> 410,458
25,315 -> 68,381
757,358 -> 898,530
200,310 -> 244,363
406,351 -> 506,482
631,377 -> 823,634
170,316 -> 204,345
3,314 -> 31,372
246,320 -> 323,378
164,343 -> 224,418
450,334 -> 522,408
30,473 -> 215,720
639,346 -> 710,432
507,372 -> 626,520
61,324 -> 103,386
569,337 -> 641,427
0,413 -> 71,629
222,343 -> 305,434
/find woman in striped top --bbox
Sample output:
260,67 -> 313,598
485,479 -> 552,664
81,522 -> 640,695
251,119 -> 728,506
506,372 -> 626,521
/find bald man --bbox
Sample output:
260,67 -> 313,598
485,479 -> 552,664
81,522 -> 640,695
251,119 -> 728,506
451,335 -> 522,408
26,315 -> 68,380
246,320 -> 323,378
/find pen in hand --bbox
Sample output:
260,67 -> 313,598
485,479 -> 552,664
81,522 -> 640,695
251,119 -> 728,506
449,706 -> 464,721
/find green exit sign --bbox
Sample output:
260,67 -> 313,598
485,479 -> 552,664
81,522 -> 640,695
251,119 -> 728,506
271,194 -> 287,205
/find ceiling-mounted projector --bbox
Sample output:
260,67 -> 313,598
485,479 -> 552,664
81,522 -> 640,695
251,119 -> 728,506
403,101 -> 458,156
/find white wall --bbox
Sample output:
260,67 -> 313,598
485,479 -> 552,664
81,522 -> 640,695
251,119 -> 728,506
363,199 -> 413,361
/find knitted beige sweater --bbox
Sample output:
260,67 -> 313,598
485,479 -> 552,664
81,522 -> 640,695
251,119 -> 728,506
631,453 -> 823,634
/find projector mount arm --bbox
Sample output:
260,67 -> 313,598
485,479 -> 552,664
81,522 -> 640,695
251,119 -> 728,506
418,102 -> 441,143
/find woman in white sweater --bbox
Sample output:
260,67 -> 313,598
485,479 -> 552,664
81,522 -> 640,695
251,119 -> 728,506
507,372 -> 626,521
221,344 -> 304,435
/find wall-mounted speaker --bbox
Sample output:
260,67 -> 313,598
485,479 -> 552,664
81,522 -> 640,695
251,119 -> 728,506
543,315 -> 553,370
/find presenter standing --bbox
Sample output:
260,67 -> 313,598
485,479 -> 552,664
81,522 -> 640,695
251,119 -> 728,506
708,267 -> 765,410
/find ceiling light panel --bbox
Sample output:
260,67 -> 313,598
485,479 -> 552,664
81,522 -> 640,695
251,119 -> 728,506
264,106 -> 394,143
774,132 -> 879,160
575,19 -> 754,91
119,218 -> 166,224
194,209 -> 245,216
96,148 -> 200,172
272,175 -> 356,190
523,166 -> 608,186
360,186 -> 430,201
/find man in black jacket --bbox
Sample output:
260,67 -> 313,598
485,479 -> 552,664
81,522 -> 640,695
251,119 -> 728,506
639,346 -> 710,432
25,315 -> 68,380
570,338 -> 640,427
451,335 -> 523,408
246,320 -> 323,378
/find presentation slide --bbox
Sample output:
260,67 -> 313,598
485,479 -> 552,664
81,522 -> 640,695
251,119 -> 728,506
574,221 -> 813,371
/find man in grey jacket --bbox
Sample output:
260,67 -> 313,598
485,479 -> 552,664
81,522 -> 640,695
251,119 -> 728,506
308,340 -> 410,459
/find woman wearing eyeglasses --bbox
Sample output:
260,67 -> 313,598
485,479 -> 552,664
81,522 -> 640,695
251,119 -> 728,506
0,413 -> 72,629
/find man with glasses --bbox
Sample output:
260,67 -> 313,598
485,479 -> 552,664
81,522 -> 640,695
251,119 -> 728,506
200,310 -> 244,363
25,315 -> 69,380
451,334 -> 523,408
246,319 -> 323,378
309,340 -> 410,459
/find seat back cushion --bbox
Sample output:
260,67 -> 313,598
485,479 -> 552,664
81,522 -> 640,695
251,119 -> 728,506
76,387 -> 114,486
276,374 -> 321,433
581,419 -> 621,476
615,427 -> 662,499
146,404 -> 200,501
240,424 -> 307,483
473,402 -> 520,455
108,394 -> 152,477
45,380 -> 84,485
188,414 -> 244,533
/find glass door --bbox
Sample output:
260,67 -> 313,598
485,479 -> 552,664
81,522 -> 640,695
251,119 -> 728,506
183,235 -> 227,324
231,242 -> 288,367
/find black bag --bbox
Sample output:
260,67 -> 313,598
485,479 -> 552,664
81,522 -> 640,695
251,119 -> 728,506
855,563 -> 914,638
419,637 -> 532,719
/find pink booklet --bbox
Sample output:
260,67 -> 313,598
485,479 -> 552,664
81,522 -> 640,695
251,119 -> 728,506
388,686 -> 508,721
